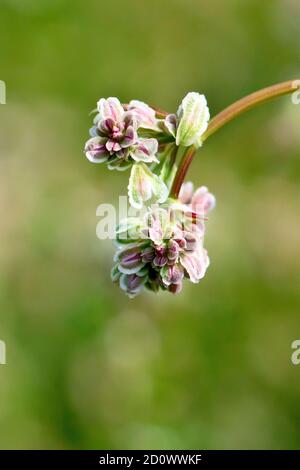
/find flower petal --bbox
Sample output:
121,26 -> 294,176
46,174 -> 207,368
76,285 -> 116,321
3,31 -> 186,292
153,254 -> 168,267
178,181 -> 194,204
85,137 -> 109,163
180,248 -> 209,283
161,264 -> 184,286
97,97 -> 124,122
141,246 -> 155,263
119,273 -> 147,297
117,245 -> 145,274
106,140 -> 122,153
130,138 -> 159,163
146,207 -> 171,244
192,186 -> 216,214
167,239 -> 180,262
128,100 -> 160,131
122,125 -> 137,148
123,111 -> 140,130
98,117 -> 115,135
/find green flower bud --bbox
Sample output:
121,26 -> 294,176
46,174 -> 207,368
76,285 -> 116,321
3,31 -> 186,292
128,163 -> 168,209
176,92 -> 210,147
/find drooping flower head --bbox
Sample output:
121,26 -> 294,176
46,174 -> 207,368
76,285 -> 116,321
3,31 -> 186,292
112,184 -> 215,297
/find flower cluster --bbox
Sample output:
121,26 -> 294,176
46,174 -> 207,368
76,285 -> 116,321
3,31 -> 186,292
84,92 -> 215,297
85,98 -> 160,170
112,183 -> 215,297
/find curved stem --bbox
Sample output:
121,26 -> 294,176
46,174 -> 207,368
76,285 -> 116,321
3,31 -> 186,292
170,79 -> 300,198
152,105 -> 168,119
202,79 -> 300,141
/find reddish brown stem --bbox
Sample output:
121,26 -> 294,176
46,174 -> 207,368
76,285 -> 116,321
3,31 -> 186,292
170,147 -> 196,198
170,79 -> 300,198
202,79 -> 300,140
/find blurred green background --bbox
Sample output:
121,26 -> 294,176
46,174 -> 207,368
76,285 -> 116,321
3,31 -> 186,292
0,0 -> 300,450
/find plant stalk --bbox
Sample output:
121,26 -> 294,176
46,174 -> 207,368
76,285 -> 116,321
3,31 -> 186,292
170,79 -> 300,198
202,79 -> 300,141
170,147 -> 196,198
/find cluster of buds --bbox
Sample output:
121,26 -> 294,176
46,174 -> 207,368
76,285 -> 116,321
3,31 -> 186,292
85,92 -> 215,297
112,183 -> 215,297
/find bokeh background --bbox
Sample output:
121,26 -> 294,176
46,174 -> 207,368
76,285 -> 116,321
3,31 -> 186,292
0,0 -> 300,450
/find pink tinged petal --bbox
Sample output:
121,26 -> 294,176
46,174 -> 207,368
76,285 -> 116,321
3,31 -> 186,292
118,246 -> 145,274
123,111 -> 140,130
129,100 -> 156,118
167,240 -> 180,262
119,273 -> 146,297
192,186 -> 216,214
181,249 -> 209,283
106,140 -> 122,153
173,228 -> 187,250
148,219 -> 164,245
120,250 -> 141,267
147,209 -> 170,244
183,231 -> 198,251
130,138 -> 159,163
180,253 -> 199,283
153,255 -> 168,267
98,118 -> 115,135
127,274 -> 146,292
177,239 -> 187,250
97,97 -> 124,122
161,264 -> 184,286
107,97 -> 124,121
179,181 -> 194,204
121,126 -> 137,148
128,100 -> 159,130
111,126 -> 124,140
141,246 -> 155,263
97,98 -> 110,119
85,137 -> 109,163
172,264 -> 185,284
